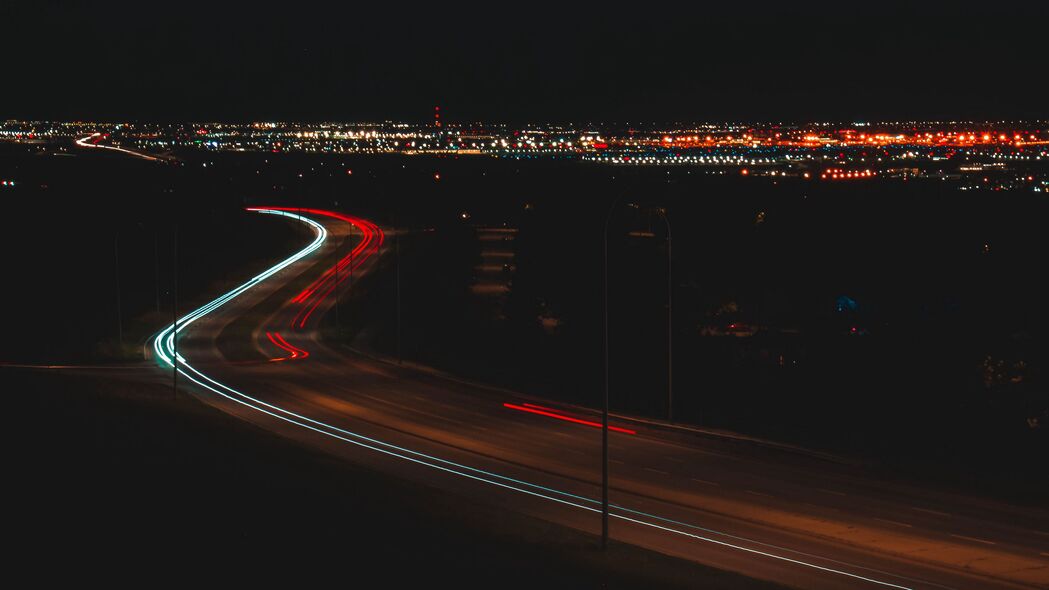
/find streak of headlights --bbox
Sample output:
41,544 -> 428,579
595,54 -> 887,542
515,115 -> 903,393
76,133 -> 161,161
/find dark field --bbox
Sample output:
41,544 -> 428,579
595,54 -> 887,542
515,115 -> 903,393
2,141 -> 1046,504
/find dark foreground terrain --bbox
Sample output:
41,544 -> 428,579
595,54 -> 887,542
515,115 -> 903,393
4,367 -> 782,589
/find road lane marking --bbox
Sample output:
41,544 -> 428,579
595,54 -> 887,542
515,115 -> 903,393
746,490 -> 773,498
691,478 -> 719,486
644,467 -> 670,475
814,487 -> 848,496
950,534 -> 996,546
872,517 -> 913,529
803,502 -> 837,511
911,507 -> 951,517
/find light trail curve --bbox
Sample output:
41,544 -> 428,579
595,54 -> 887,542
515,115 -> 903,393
75,133 -> 161,161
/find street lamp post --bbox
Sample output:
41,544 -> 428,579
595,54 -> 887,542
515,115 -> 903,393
601,196 -> 623,550
154,231 -> 161,313
600,200 -> 671,549
334,232 -> 341,332
349,235 -> 354,337
114,232 -> 123,351
604,208 -> 612,550
656,209 -> 673,422
396,215 -> 402,364
172,224 -> 178,401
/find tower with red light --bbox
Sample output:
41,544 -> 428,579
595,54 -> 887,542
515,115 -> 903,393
433,105 -> 444,150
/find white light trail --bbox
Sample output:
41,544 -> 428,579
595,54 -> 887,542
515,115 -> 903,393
76,133 -> 162,161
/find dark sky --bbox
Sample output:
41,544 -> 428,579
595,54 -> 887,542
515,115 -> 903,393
4,2 -> 1046,123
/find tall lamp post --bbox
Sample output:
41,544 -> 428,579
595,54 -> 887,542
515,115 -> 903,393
334,232 -> 341,332
395,212 -> 402,364
333,200 -> 344,335
349,235 -> 354,336
601,195 -> 625,550
656,208 -> 673,422
601,199 -> 672,549
172,224 -> 178,401
114,232 -> 123,351
154,231 -> 161,313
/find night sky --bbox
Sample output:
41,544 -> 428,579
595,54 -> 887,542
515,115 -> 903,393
4,2 -> 1047,123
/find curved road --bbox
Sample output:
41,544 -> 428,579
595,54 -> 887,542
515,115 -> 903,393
154,208 -> 1049,590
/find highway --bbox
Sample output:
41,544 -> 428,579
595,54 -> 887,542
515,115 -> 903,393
75,133 -> 163,161
153,207 -> 1049,589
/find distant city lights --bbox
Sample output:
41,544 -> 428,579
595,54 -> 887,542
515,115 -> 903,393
1,119 -> 1045,192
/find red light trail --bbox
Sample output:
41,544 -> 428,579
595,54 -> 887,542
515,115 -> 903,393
266,331 -> 309,362
245,207 -> 385,332
503,402 -> 637,435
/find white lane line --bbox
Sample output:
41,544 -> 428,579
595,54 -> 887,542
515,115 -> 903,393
911,507 -> 951,517
610,458 -> 625,465
691,478 -> 720,486
950,534 -> 996,546
873,517 -> 913,529
746,490 -> 774,498
644,467 -> 670,475
613,512 -> 916,590
815,487 -> 848,496
803,502 -> 838,512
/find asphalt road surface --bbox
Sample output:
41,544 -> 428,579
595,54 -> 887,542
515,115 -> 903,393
153,207 -> 1049,590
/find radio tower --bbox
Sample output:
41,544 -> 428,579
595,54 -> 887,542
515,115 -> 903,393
434,105 -> 444,150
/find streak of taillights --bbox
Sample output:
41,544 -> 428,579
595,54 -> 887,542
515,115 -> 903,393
292,215 -> 382,329
266,331 -> 297,361
273,331 -> 309,359
504,402 -> 637,435
151,208 -> 914,590
266,331 -> 309,362
247,207 -> 384,331
292,215 -> 378,304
